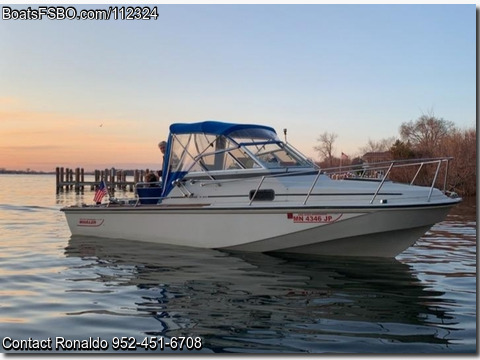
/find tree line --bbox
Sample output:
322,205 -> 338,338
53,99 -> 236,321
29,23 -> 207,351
314,114 -> 476,197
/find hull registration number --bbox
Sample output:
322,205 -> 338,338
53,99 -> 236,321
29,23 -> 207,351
287,213 -> 342,223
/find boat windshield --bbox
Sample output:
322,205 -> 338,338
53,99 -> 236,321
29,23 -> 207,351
243,141 -> 311,169
166,130 -> 310,174
160,121 -> 314,196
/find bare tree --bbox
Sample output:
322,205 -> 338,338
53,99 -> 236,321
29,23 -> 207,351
359,137 -> 396,154
400,114 -> 455,156
442,127 -> 476,196
314,132 -> 338,166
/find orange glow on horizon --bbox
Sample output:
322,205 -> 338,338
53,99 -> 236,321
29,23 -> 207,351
0,100 -> 164,172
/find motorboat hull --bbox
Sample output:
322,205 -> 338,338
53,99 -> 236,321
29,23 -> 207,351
62,120 -> 461,258
62,202 -> 455,258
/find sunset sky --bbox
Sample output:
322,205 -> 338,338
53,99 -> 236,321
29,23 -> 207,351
0,4 -> 476,171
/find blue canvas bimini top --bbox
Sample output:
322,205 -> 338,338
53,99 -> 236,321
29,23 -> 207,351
169,121 -> 277,137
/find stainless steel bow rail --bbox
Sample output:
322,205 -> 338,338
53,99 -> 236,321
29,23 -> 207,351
303,157 -> 454,205
241,157 -> 454,206
173,157 -> 454,206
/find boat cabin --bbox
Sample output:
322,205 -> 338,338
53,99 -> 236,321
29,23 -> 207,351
137,121 -> 314,203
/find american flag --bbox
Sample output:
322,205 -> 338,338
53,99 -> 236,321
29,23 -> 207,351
93,180 -> 108,203
341,152 -> 349,160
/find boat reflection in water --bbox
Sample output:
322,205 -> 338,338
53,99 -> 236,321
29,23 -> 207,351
65,236 -> 459,353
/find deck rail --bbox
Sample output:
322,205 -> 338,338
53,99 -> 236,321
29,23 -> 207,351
242,157 -> 454,206
303,157 -> 453,205
117,156 -> 455,207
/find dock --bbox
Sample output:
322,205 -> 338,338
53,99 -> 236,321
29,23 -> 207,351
55,167 -> 156,194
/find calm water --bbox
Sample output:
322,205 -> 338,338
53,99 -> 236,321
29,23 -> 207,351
0,174 -> 476,354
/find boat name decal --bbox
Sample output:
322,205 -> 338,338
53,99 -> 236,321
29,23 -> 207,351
287,213 -> 342,223
78,218 -> 104,227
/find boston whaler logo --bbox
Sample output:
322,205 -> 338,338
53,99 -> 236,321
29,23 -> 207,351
287,213 -> 343,223
78,218 -> 104,227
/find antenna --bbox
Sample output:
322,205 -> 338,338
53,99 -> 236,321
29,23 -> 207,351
283,128 -> 287,143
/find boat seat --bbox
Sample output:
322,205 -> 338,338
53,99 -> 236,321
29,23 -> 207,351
137,187 -> 163,204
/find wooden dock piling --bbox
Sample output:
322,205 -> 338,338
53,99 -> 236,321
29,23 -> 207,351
55,167 -> 152,194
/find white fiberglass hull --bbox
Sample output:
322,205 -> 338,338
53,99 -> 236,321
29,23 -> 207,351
62,202 -> 455,257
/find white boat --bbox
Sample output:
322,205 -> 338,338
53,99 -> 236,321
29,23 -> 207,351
62,121 -> 461,257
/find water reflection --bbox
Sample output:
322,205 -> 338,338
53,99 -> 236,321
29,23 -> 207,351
64,236 -> 463,353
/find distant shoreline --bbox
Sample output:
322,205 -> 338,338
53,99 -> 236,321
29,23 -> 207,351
0,169 -> 149,176
0,170 -> 56,175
